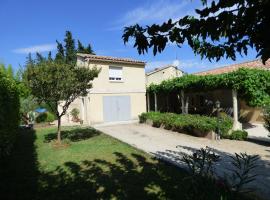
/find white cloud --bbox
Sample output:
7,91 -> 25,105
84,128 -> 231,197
111,0 -> 192,30
13,43 -> 56,54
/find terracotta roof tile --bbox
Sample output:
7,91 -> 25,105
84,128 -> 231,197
77,53 -> 145,65
194,59 -> 270,75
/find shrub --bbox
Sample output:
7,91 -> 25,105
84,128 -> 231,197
139,112 -> 233,137
70,108 -> 80,122
35,112 -> 55,123
0,72 -> 20,158
138,112 -> 147,123
36,113 -> 48,123
46,112 -> 55,123
229,130 -> 248,140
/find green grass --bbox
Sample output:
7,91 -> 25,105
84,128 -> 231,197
0,126 -> 257,200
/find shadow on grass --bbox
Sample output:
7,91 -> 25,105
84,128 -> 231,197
44,127 -> 100,143
0,128 -> 257,200
0,128 -> 39,200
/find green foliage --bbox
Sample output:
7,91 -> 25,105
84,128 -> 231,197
148,68 -> 270,107
23,31 -> 99,142
36,113 -> 48,123
77,40 -> 94,54
25,60 -> 100,118
123,0 -> 270,63
70,108 -> 80,119
139,112 -> 233,137
181,147 -> 259,197
36,112 -> 55,123
54,31 -> 95,64
229,153 -> 259,193
263,105 -> 270,133
227,130 -> 248,140
0,71 -> 20,157
180,147 -> 220,177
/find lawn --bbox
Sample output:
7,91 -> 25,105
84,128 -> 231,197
0,126 -> 256,200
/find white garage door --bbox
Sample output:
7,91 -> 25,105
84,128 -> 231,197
103,96 -> 131,122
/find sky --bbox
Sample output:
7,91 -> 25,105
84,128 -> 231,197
0,0 -> 258,74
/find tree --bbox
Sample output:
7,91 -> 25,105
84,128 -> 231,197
122,0 -> 270,63
64,31 -> 76,64
78,40 -> 94,54
25,60 -> 100,142
55,41 -> 65,62
23,31 -> 98,142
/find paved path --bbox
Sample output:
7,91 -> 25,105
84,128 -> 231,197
94,123 -> 270,200
244,123 -> 270,143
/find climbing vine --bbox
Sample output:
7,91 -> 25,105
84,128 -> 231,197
148,68 -> 270,107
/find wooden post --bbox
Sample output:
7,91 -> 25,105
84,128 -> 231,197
147,92 -> 150,112
154,93 -> 158,112
181,90 -> 185,114
232,89 -> 242,130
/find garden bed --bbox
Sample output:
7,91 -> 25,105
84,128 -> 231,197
139,112 -> 233,139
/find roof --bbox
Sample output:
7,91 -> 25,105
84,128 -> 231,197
146,65 -> 183,76
194,59 -> 270,75
77,53 -> 145,66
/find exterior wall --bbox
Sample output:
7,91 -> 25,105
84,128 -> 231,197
239,100 -> 263,123
87,93 -> 146,124
60,56 -> 146,125
146,67 -> 183,86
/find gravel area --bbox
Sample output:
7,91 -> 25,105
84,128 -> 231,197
94,122 -> 270,200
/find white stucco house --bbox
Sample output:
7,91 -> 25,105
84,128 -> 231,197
60,53 -> 146,125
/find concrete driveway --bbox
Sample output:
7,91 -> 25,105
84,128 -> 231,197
94,122 -> 270,200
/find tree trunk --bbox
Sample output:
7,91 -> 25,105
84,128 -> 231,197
57,117 -> 61,143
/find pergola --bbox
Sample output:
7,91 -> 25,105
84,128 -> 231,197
146,68 -> 270,131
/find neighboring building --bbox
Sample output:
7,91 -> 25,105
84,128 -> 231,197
146,65 -> 184,86
60,53 -> 146,125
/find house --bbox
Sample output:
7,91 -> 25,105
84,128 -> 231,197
60,53 -> 146,125
146,64 -> 184,86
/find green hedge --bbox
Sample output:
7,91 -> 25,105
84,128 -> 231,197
0,72 -> 20,157
139,112 -> 233,138
148,68 -> 270,107
227,130 -> 248,140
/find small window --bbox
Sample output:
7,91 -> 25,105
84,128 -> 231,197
109,66 -> 123,81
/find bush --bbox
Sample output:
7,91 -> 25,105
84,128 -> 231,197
0,72 -> 20,158
70,108 -> 80,122
46,112 -> 55,123
36,112 -> 55,123
229,130 -> 248,140
36,113 -> 47,123
139,112 -> 233,137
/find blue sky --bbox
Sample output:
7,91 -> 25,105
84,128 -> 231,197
0,0 -> 258,73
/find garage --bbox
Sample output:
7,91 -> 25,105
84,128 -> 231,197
103,96 -> 131,122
